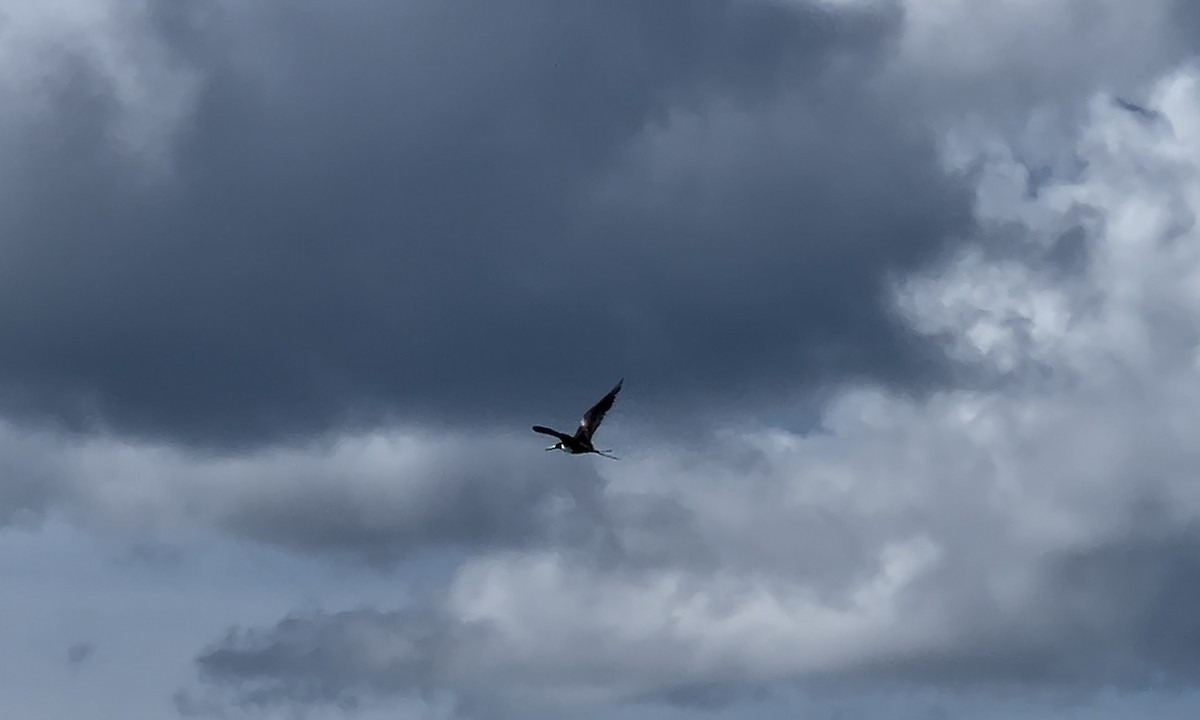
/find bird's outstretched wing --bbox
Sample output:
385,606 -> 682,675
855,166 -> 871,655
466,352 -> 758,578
574,378 -> 623,442
532,425 -> 574,444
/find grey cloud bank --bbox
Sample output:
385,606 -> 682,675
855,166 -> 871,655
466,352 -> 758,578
6,1 -> 1200,720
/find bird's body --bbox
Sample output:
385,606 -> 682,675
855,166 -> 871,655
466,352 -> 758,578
533,378 -> 623,459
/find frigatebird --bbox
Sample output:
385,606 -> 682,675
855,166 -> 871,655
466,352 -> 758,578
533,378 -> 623,459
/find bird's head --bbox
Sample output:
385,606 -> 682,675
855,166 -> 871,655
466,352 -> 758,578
546,442 -> 563,452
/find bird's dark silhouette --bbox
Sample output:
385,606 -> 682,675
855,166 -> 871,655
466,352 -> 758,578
533,378 -> 623,459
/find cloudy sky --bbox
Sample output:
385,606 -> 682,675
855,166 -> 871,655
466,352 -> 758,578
4,0 -> 1200,718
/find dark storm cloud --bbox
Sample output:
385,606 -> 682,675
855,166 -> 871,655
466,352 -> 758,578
0,0 -> 976,450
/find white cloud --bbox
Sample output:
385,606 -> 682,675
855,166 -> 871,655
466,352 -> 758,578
325,59 -> 1200,709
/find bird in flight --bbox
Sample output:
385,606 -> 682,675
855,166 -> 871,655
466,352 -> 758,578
533,378 -> 623,459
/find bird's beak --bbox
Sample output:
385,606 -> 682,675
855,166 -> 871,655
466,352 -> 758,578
545,445 -> 556,451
